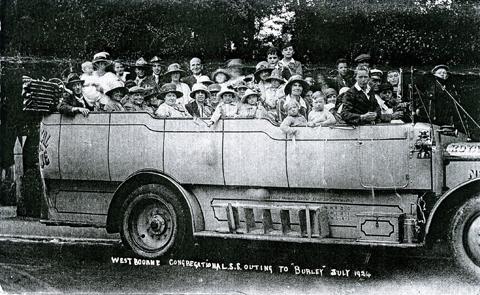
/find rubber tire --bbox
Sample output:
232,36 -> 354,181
449,195 -> 480,280
120,184 -> 190,259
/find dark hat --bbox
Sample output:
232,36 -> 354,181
135,57 -> 150,69
284,75 -> 309,96
212,68 -> 231,81
144,88 -> 159,101
243,74 -> 254,83
254,61 -> 273,81
431,64 -> 449,74
233,81 -> 248,90
265,69 -> 285,83
159,83 -> 183,98
379,83 -> 393,92
281,41 -> 293,50
92,52 -> 111,64
125,80 -> 136,89
354,53 -> 371,63
66,73 -> 84,87
164,63 -> 186,77
324,88 -> 337,97
150,56 -> 162,64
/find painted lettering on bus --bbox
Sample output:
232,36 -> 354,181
468,169 -> 480,180
39,129 -> 51,168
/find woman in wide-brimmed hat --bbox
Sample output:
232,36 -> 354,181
91,52 -> 119,94
99,80 -> 127,112
279,75 -> 310,121
155,83 -> 190,118
164,63 -> 191,106
185,83 -> 212,118
254,61 -> 274,99
211,68 -> 231,85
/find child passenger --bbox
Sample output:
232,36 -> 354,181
238,89 -> 267,119
280,100 -> 307,135
263,70 -> 285,122
207,86 -> 239,126
80,61 -> 95,84
307,92 -> 336,127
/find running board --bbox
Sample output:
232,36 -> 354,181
193,231 -> 422,248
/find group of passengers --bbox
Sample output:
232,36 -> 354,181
58,43 -> 451,132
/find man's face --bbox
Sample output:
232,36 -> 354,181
291,82 -> 303,96
434,68 -> 448,80
267,54 -> 279,66
195,91 -> 206,103
152,63 -> 162,75
387,72 -> 400,86
282,46 -> 294,59
135,68 -> 146,78
370,78 -> 381,92
356,70 -> 370,88
380,89 -> 393,101
114,63 -> 124,75
312,98 -> 325,111
287,104 -> 299,116
338,63 -> 348,76
72,82 -> 83,95
165,92 -> 177,105
357,62 -> 370,69
190,58 -> 202,75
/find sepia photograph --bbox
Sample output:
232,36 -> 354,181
1,0 -> 480,294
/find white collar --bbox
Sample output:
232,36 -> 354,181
354,82 -> 371,93
281,58 -> 295,64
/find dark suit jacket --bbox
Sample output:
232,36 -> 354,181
340,85 -> 383,125
181,75 -> 198,89
58,94 -> 95,116
185,101 -> 211,118
331,73 -> 354,92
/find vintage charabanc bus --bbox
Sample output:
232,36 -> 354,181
36,108 -> 480,279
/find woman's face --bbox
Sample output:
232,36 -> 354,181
95,61 -> 107,71
215,73 -> 227,83
238,88 -> 246,98
222,93 -> 234,104
114,62 -> 124,75
326,94 -> 337,105
135,68 -> 146,78
291,82 -> 303,96
165,92 -> 177,105
247,95 -> 258,105
434,68 -> 448,80
171,73 -> 181,82
132,93 -> 144,105
259,71 -> 269,81
112,90 -> 124,101
195,91 -> 206,103
387,72 -> 400,86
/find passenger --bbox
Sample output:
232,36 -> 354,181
324,88 -> 338,110
278,42 -> 303,78
354,53 -> 371,70
280,100 -> 307,135
134,57 -> 156,89
341,66 -> 402,125
244,74 -> 255,89
113,59 -> 133,83
100,80 -> 127,112
307,91 -> 336,127
233,81 -> 249,99
197,75 -> 214,87
155,83 -> 190,118
211,68 -> 231,85
144,88 -> 162,112
207,83 -> 222,109
182,57 -> 204,89
312,72 -> 329,93
266,46 -> 281,69
80,61 -> 95,85
238,89 -> 267,119
263,69 -> 285,121
387,70 -> 402,99
91,52 -> 120,93
304,76 -> 315,86
254,61 -> 273,98
304,90 -> 314,111
150,56 -> 163,86
185,83 -> 213,118
58,73 -> 94,116
164,63 -> 191,106
226,58 -> 245,86
279,75 -> 309,120
207,86 -> 239,126
123,86 -> 154,114
331,58 -> 353,91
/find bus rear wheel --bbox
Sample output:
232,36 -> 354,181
120,184 -> 189,259
449,195 -> 480,280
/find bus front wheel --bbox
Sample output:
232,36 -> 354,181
120,184 -> 189,259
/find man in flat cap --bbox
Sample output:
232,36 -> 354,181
354,53 -> 371,70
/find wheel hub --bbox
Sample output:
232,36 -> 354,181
149,214 -> 167,235
466,214 -> 480,265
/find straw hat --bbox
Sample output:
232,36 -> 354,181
197,75 -> 214,85
164,63 -> 186,77
159,83 -> 183,98
190,83 -> 211,98
241,88 -> 260,103
211,68 -> 231,81
92,52 -> 111,64
254,61 -> 273,81
217,85 -> 236,98
431,64 -> 449,74
208,83 -> 221,93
